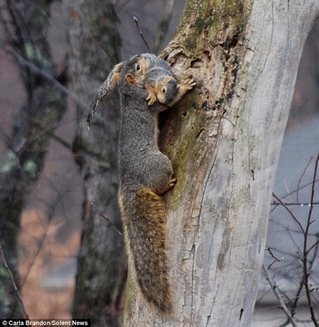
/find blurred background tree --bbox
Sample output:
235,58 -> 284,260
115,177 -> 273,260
0,0 -> 67,318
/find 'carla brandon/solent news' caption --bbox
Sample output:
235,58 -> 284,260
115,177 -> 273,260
0,320 -> 90,326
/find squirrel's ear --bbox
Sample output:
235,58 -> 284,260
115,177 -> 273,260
87,61 -> 125,127
125,73 -> 137,86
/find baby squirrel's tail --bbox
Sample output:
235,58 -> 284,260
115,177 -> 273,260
120,188 -> 173,315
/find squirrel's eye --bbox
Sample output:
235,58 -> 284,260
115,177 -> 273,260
161,87 -> 167,94
135,63 -> 141,71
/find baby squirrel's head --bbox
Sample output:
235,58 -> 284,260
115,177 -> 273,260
154,76 -> 179,105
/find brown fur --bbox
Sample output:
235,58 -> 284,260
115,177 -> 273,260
119,188 -> 174,315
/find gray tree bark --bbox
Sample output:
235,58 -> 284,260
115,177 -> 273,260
63,1 -> 125,325
124,0 -> 319,326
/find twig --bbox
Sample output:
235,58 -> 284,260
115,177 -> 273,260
133,16 -> 152,53
271,201 -> 319,206
297,156 -> 313,202
270,178 -> 319,214
306,238 -> 319,256
288,233 -> 319,318
272,193 -> 304,234
266,247 -> 284,269
0,245 -> 29,319
290,275 -> 306,317
262,264 -> 298,327
91,202 -> 124,238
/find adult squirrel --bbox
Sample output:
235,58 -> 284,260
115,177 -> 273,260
87,53 -> 195,315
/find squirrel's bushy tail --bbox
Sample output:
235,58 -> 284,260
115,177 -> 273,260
120,188 -> 173,315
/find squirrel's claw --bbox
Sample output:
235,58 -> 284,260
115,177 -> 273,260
169,178 -> 177,187
182,77 -> 197,90
146,93 -> 157,106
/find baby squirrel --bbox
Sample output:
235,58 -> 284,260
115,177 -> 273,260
87,53 -> 195,315
145,66 -> 194,107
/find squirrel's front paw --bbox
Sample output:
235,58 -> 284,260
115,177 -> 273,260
146,93 -> 157,106
169,178 -> 177,188
181,77 -> 196,91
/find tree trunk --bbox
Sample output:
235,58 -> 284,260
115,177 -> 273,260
124,0 -> 319,326
0,0 -> 66,318
63,1 -> 125,325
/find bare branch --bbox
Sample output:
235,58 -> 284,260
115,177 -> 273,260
272,193 -> 305,234
262,264 -> 298,327
271,200 -> 319,206
266,247 -> 284,269
306,239 -> 319,256
0,245 -> 29,319
133,16 -> 152,53
91,202 -> 124,238
297,156 -> 313,202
